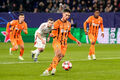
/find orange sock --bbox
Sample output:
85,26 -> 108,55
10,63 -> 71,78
91,45 -> 95,55
20,48 -> 24,56
47,56 -> 59,71
11,48 -> 17,51
89,47 -> 92,56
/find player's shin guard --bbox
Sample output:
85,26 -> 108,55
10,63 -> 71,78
20,48 -> 24,56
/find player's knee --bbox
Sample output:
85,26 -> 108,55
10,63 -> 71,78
91,42 -> 95,45
38,48 -> 44,52
20,45 -> 24,49
14,46 -> 18,50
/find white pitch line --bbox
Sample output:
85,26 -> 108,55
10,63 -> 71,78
0,57 -> 120,64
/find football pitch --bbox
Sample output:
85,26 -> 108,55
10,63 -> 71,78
0,42 -> 120,80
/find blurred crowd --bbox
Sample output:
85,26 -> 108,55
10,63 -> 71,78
0,0 -> 120,13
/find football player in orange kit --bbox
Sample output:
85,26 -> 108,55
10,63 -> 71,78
41,9 -> 81,76
84,9 -> 104,60
6,13 -> 28,60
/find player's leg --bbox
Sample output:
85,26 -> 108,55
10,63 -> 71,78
42,42 -> 61,76
9,39 -> 18,55
51,46 -> 67,75
88,34 -> 96,60
32,37 -> 46,61
18,39 -> 24,60
34,48 -> 44,62
91,36 -> 98,60
31,33 -> 38,55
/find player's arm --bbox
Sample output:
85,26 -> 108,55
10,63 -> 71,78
23,23 -> 28,34
83,17 -> 91,35
6,20 -> 15,36
100,18 -> 104,38
37,32 -> 45,44
68,25 -> 81,46
47,32 -> 51,42
37,24 -> 46,44
50,21 -> 59,38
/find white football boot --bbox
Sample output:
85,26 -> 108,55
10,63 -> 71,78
51,68 -> 56,75
41,70 -> 50,76
18,56 -> 24,60
88,55 -> 92,60
92,54 -> 96,60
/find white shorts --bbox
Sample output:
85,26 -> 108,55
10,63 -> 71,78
34,34 -> 46,49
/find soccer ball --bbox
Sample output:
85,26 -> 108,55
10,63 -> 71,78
62,61 -> 72,71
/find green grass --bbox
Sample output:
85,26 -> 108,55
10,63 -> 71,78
0,42 -> 120,80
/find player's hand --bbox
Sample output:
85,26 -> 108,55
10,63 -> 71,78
47,37 -> 50,42
76,40 -> 81,46
49,33 -> 54,37
41,39 -> 46,44
101,33 -> 104,38
85,31 -> 88,35
6,32 -> 8,36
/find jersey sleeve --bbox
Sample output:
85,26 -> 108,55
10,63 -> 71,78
100,17 -> 104,32
51,21 -> 59,38
6,20 -> 16,33
9,20 -> 16,26
68,23 -> 77,41
84,16 -> 91,32
23,23 -> 28,34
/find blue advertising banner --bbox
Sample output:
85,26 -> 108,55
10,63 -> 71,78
0,12 -> 119,28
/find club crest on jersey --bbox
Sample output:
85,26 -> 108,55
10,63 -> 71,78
68,25 -> 70,28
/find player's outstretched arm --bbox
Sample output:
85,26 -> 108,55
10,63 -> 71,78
23,23 -> 28,34
51,21 -> 59,38
68,31 -> 81,46
47,32 -> 51,42
6,22 -> 10,36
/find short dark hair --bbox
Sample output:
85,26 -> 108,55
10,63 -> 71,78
94,9 -> 100,12
48,18 -> 54,21
63,9 -> 71,13
19,13 -> 24,16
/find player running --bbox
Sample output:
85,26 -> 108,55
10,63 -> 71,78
6,13 -> 28,60
42,9 -> 81,76
84,9 -> 104,60
31,18 -> 54,62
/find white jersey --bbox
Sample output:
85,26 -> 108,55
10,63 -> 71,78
35,22 -> 52,38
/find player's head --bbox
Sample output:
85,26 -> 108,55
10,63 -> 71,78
94,9 -> 100,18
47,18 -> 54,27
62,9 -> 71,21
18,13 -> 25,23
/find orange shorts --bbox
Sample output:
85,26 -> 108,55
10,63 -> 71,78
10,37 -> 24,47
52,41 -> 67,56
88,33 -> 97,43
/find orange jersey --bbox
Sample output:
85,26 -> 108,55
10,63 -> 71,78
52,19 -> 77,46
84,16 -> 104,35
6,20 -> 28,39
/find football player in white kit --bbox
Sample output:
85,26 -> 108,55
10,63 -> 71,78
31,18 -> 54,62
